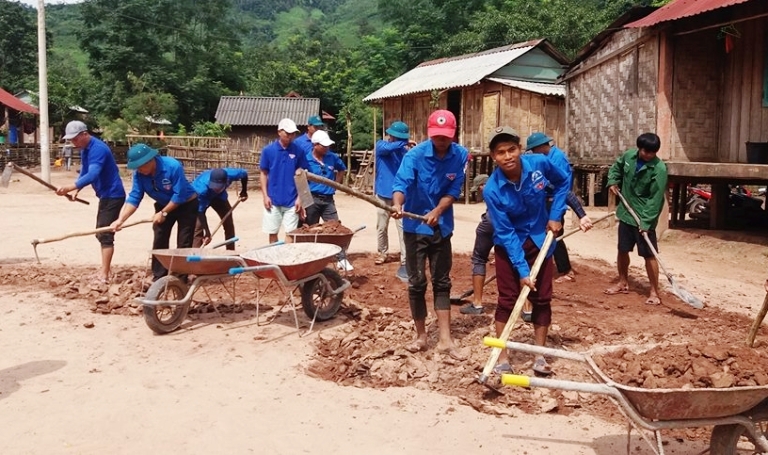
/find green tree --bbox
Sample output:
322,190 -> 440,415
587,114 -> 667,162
0,1 -> 39,93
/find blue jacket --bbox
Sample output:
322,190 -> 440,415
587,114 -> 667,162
74,136 -> 125,199
306,151 -> 347,195
484,154 -> 569,278
392,140 -> 467,237
293,134 -> 314,155
375,139 -> 408,199
126,156 -> 195,207
259,140 -> 309,207
192,168 -> 248,213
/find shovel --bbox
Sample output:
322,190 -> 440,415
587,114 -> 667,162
450,211 -> 616,303
202,198 -> 243,248
298,170 -> 428,222
1,162 -> 89,205
477,230 -> 554,391
31,218 -> 152,263
616,190 -> 703,309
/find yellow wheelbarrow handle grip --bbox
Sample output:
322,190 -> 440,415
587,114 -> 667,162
483,336 -> 506,349
501,374 -> 531,388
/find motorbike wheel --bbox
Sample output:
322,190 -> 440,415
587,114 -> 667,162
687,196 -> 708,217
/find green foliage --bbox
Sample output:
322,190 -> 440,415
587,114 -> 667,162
0,1 -> 39,93
191,121 -> 231,137
98,117 -> 133,142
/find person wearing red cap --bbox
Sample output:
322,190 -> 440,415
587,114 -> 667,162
391,109 -> 468,360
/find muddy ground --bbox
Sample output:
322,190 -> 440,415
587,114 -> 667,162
1,249 -> 762,445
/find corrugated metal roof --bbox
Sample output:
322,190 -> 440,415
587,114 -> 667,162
215,97 -> 320,126
0,87 -> 39,114
626,0 -> 752,28
486,78 -> 566,97
363,43 -> 539,102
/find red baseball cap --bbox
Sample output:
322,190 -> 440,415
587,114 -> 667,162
427,110 -> 456,139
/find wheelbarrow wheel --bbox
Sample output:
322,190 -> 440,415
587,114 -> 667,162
710,406 -> 768,454
301,268 -> 343,321
143,276 -> 190,334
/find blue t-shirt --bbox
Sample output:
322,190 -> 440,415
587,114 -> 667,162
483,154 -> 569,278
306,151 -> 347,196
293,134 -> 313,155
547,145 -> 573,186
192,167 -> 248,213
259,139 -> 309,207
126,156 -> 196,207
392,140 -> 468,237
74,136 -> 125,199
375,139 -> 408,199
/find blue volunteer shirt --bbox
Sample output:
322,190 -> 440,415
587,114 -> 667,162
484,154 -> 569,278
293,133 -> 313,155
546,145 -> 573,186
306,151 -> 347,196
392,140 -> 468,237
192,167 -> 248,213
126,156 -> 196,207
74,136 -> 125,199
259,140 -> 309,207
375,139 -> 408,199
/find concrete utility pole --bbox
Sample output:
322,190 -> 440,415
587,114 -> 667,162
37,0 -> 51,182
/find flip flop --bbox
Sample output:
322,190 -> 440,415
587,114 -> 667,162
493,363 -> 513,374
404,339 -> 427,353
533,356 -> 552,376
645,296 -> 661,305
603,285 -> 629,295
438,346 -> 468,361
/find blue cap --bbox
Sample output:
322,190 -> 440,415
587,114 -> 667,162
308,115 -> 325,127
385,121 -> 410,140
126,143 -> 159,170
526,132 -> 552,151
208,168 -> 228,192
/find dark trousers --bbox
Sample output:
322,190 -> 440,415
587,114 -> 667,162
494,238 -> 554,327
193,198 -> 235,250
553,226 -> 572,274
404,230 -> 452,320
471,212 -> 494,276
152,199 -> 197,280
95,197 -> 125,247
305,193 -> 339,226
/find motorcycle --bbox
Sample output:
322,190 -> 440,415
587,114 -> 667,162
686,185 -> 764,218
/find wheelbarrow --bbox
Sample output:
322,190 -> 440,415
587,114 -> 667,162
484,337 -> 768,455
138,241 -> 350,335
286,224 -> 365,272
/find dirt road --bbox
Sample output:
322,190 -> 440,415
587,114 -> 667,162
2,169 -> 767,454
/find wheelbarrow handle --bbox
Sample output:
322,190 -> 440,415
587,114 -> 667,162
483,337 -> 587,362
501,374 -> 619,397
210,236 -> 239,249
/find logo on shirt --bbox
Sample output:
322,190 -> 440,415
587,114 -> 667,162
446,173 -> 457,180
162,178 -> 172,191
531,170 -> 545,191
289,154 -> 296,159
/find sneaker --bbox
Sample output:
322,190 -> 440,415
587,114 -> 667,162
336,259 -> 354,272
460,303 -> 484,315
374,253 -> 386,265
396,264 -> 408,282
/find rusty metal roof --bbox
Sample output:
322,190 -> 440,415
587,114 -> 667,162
364,40 -> 567,102
215,96 -> 320,126
626,0 -> 752,28
0,87 -> 39,114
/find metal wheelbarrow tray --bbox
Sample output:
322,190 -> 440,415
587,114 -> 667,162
151,248 -> 239,275
239,242 -> 342,281
484,338 -> 768,455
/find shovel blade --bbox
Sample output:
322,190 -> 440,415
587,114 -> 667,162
0,164 -> 13,188
667,275 -> 704,309
293,170 -> 315,209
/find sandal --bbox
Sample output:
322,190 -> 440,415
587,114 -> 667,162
438,346 -> 468,361
493,363 -> 513,374
533,356 -> 552,376
645,296 -> 661,305
603,285 -> 629,295
460,303 -> 484,315
374,254 -> 386,265
404,338 -> 427,353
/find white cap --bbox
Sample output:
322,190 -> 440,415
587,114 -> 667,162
277,118 -> 299,134
62,120 -> 88,140
311,130 -> 334,147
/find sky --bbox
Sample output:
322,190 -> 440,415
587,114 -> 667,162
19,0 -> 82,7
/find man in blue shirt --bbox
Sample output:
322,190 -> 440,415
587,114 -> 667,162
294,115 -> 325,154
305,130 -> 346,225
191,167 -> 248,250
483,127 -> 570,376
392,110 -> 468,361
259,118 -> 310,244
374,120 -> 413,281
56,120 -> 125,284
110,143 -> 198,281
526,132 -> 593,283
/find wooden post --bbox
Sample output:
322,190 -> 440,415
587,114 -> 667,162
710,183 -> 729,229
345,109 -> 352,187
587,173 -> 596,208
671,182 -> 680,226
607,190 -> 616,227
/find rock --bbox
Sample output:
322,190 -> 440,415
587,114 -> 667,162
710,372 -> 735,388
539,397 -> 559,413
754,372 -> 768,386
691,357 -> 719,377
701,346 -> 729,362
94,295 -> 109,304
83,321 -> 95,328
